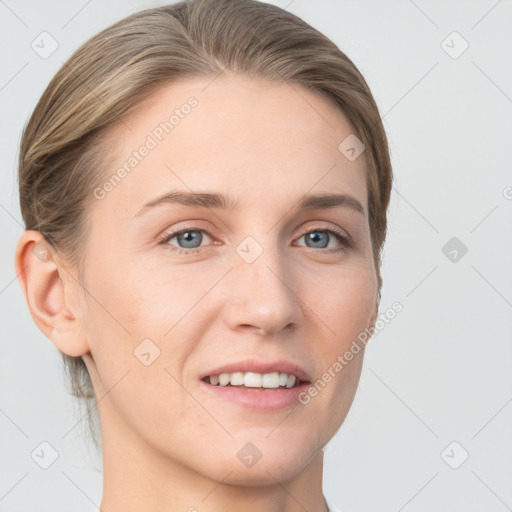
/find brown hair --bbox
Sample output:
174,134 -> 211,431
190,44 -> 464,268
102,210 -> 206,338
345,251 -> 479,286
18,0 -> 392,446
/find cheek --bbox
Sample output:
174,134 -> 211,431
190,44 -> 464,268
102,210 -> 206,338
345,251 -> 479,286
78,255 -> 225,410
306,259 -> 377,343
83,252 -> 224,340
79,270 -> 194,436
301,261 -> 375,412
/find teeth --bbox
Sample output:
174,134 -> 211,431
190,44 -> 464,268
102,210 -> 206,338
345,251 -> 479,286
230,372 -> 244,386
219,373 -> 230,386
262,372 -> 280,388
207,371 -> 301,389
244,372 -> 262,387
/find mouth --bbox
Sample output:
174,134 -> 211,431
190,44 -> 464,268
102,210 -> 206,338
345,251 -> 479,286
201,371 -> 306,390
198,361 -> 311,410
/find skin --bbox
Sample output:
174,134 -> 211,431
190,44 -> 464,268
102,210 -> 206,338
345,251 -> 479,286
16,73 -> 378,512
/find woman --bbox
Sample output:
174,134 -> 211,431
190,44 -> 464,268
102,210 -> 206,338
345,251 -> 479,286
15,0 -> 392,510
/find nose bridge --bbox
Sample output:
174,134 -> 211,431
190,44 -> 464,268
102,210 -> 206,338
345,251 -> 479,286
223,233 -> 303,335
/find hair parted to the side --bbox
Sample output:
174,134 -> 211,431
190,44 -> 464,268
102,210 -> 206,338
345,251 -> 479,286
18,0 -> 393,448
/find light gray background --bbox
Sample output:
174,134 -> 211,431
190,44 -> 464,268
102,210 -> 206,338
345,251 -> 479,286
1,1 -> 511,511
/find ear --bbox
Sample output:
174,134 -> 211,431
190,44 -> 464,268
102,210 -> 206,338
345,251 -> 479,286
15,230 -> 89,357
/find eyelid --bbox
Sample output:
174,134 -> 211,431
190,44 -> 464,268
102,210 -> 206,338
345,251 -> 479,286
157,225 -> 215,246
296,223 -> 352,243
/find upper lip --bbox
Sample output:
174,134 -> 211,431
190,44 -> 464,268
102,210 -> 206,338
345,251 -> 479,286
200,359 -> 311,383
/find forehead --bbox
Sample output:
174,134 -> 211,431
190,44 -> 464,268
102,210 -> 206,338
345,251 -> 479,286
93,74 -> 368,218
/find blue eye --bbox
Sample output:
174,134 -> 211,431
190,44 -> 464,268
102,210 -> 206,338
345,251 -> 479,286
160,229 -> 213,252
304,231 -> 331,249
297,229 -> 349,250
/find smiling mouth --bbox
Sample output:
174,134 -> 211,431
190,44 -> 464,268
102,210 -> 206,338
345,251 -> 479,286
202,371 -> 306,390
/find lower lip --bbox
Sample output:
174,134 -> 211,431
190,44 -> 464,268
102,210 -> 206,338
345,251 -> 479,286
199,380 -> 310,411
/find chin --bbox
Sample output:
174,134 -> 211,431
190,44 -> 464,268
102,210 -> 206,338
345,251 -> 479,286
194,436 -> 319,486
212,458 -> 310,487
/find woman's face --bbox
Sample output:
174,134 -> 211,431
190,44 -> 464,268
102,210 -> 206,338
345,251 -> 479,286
78,73 -> 378,484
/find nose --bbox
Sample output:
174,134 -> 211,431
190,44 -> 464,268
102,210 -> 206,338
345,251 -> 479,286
222,239 -> 304,337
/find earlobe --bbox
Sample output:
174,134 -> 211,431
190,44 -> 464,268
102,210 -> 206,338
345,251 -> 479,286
14,230 -> 88,357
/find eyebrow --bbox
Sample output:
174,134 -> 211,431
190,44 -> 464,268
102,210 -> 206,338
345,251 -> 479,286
134,190 -> 365,217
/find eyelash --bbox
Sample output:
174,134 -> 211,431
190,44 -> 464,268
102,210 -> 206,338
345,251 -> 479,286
157,225 -> 352,255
